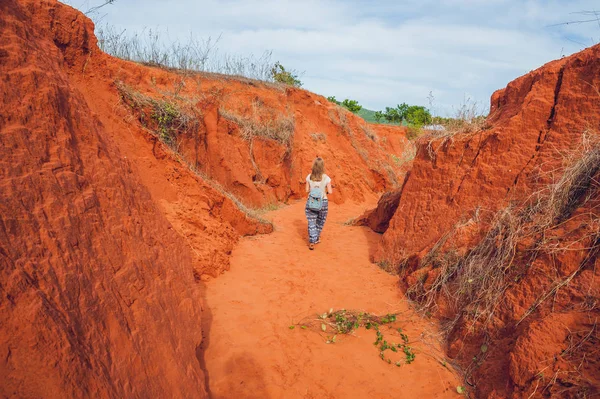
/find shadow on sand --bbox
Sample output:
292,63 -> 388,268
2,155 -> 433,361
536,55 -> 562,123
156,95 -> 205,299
195,276 -> 270,399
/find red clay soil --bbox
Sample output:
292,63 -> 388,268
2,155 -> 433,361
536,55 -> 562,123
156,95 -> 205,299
1,0 -> 409,282
202,200 -> 461,398
77,31 -> 407,210
364,44 -> 600,397
0,0 -> 423,397
0,0 -> 208,396
7,0 -> 599,398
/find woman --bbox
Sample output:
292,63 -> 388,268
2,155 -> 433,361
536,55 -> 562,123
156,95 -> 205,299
305,157 -> 333,250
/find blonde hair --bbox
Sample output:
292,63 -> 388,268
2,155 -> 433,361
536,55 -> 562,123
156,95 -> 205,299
310,157 -> 325,182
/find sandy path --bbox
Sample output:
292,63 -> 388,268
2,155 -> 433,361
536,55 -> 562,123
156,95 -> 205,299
202,201 -> 460,398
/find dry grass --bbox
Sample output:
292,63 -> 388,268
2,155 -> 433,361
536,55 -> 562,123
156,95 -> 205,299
328,106 -> 400,188
115,80 -> 271,227
219,100 -> 295,147
403,132 -> 600,332
98,25 -> 276,82
361,123 -> 378,141
408,206 -> 522,331
422,99 -> 490,159
172,150 -> 273,227
115,80 -> 200,146
310,132 -> 327,142
529,131 -> 600,230
391,142 -> 417,170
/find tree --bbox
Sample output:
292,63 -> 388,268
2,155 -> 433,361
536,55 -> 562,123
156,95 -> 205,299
383,105 -> 402,123
378,103 -> 431,126
271,62 -> 302,87
327,96 -> 362,113
404,105 -> 432,126
327,96 -> 341,105
341,99 -> 362,113
374,111 -> 384,123
396,103 -> 409,119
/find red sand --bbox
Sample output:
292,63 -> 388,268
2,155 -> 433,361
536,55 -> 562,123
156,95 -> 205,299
202,200 -> 461,398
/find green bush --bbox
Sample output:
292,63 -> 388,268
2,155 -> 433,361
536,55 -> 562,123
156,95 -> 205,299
377,103 -> 432,127
341,99 -> 362,113
404,105 -> 432,126
327,96 -> 362,113
271,62 -> 302,87
327,96 -> 341,105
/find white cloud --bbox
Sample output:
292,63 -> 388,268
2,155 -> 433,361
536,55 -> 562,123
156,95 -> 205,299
64,0 -> 600,115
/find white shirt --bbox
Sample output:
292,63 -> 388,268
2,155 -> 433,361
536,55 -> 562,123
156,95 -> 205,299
306,174 -> 332,200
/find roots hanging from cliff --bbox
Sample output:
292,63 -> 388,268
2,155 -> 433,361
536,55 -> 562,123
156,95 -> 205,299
530,131 -> 600,230
405,132 -> 600,333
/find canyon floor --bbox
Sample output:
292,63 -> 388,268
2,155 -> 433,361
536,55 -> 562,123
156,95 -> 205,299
202,200 -> 461,398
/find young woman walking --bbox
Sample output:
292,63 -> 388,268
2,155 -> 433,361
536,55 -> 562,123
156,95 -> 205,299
305,157 -> 333,250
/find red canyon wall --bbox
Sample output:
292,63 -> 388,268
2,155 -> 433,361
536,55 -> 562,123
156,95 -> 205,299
0,0 -> 409,397
367,44 -> 600,398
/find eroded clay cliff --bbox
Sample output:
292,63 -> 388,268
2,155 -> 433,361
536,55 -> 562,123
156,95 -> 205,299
366,44 -> 600,397
0,0 -> 410,397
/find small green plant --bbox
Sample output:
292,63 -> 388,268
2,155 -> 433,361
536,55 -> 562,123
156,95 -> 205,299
115,80 -> 199,147
271,61 -> 302,87
151,100 -> 180,143
296,309 -> 416,366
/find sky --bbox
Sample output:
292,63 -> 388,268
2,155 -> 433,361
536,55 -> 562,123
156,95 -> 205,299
63,0 -> 599,116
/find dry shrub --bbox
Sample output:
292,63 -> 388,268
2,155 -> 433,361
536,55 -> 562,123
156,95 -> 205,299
186,160 -> 273,227
219,100 -> 295,147
361,123 -> 378,141
406,126 -> 423,140
408,206 -> 522,330
392,142 -> 417,170
405,132 -> 600,332
310,132 -> 327,142
97,25 -> 275,82
115,80 -> 199,146
441,98 -> 489,135
530,131 -> 600,230
333,107 -> 350,134
115,81 -> 271,227
379,161 -> 399,188
422,99 -> 490,159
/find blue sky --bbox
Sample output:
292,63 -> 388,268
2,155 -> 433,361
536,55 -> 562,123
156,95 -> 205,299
64,0 -> 599,116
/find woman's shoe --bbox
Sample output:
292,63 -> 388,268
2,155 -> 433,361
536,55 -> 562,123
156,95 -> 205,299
309,243 -> 315,250
316,239 -> 321,244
